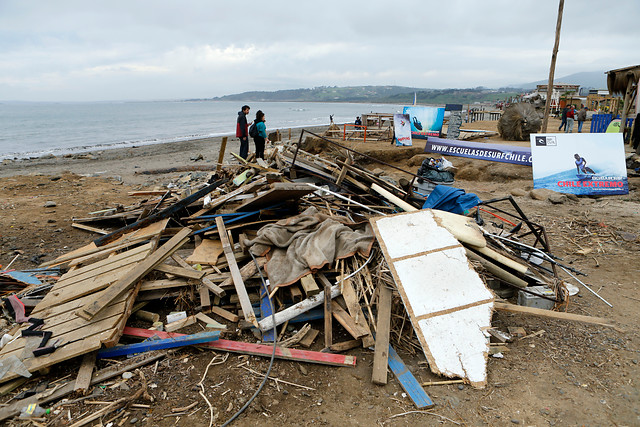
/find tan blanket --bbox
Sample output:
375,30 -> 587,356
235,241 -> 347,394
245,207 -> 374,287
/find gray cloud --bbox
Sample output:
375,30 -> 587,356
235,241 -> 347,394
0,0 -> 638,101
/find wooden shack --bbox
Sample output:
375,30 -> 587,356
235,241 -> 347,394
606,64 -> 640,141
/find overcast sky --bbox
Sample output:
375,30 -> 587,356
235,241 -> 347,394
1,0 -> 638,102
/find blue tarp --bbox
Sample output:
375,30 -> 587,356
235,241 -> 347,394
422,185 -> 481,215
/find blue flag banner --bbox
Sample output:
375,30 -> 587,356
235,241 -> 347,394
424,137 -> 532,166
530,133 -> 628,196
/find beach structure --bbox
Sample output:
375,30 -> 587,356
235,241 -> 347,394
532,83 -> 581,111
606,64 -> 640,143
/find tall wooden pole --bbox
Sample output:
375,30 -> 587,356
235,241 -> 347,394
542,0 -> 565,132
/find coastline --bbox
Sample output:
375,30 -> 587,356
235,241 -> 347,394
0,125 -> 328,186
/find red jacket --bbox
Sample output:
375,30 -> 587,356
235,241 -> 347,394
566,108 -> 575,119
236,111 -> 248,137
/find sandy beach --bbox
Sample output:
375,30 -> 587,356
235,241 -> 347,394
2,117 -> 639,426
0,126 -> 329,186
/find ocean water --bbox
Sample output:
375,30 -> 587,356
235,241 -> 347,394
0,100 -> 406,160
534,168 -> 629,195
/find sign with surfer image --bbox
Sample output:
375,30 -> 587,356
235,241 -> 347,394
393,113 -> 412,146
529,133 -> 628,196
403,106 -> 444,139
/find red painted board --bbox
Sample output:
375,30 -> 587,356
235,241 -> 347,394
123,327 -> 356,367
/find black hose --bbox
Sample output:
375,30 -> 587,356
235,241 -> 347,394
220,250 -> 278,426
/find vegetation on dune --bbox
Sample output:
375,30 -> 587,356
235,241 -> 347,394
205,85 -> 524,105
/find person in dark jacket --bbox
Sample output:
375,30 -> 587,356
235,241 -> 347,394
577,106 -> 587,133
558,106 -> 568,131
236,105 -> 250,160
252,110 -> 270,160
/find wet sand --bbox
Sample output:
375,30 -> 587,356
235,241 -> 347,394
0,126 -> 327,186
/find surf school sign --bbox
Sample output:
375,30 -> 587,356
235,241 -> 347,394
393,113 -> 412,146
403,106 -> 444,139
529,133 -> 628,196
424,137 -> 532,166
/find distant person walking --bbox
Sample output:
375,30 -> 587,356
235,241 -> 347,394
565,105 -> 575,133
252,110 -> 269,160
558,106 -> 569,131
577,106 -> 587,133
236,105 -> 250,160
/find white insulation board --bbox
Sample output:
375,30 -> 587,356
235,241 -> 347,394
371,209 -> 494,388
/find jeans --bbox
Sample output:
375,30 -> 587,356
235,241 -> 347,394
559,117 -> 567,130
566,118 -> 574,133
239,137 -> 249,159
578,120 -> 584,132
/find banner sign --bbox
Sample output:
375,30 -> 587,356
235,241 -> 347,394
425,137 -> 532,166
393,113 -> 412,146
530,133 -> 628,195
403,106 -> 444,139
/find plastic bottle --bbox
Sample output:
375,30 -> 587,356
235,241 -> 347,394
19,403 -> 50,418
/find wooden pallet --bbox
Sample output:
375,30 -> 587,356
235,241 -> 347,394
0,242 -> 158,384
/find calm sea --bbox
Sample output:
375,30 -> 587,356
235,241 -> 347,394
0,100 -> 406,160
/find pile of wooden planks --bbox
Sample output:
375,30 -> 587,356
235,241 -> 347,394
0,129 -> 616,420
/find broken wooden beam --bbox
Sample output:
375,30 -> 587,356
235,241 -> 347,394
300,274 -> 321,297
97,331 -> 221,358
493,302 -> 618,329
124,327 -> 356,367
93,178 -> 226,247
388,345 -> 434,409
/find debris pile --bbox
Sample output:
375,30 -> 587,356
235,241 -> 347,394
0,130 -> 616,423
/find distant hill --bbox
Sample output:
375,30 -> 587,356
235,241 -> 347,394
511,71 -> 607,90
208,85 -> 523,105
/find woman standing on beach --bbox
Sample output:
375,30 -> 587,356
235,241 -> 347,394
253,110 -> 269,160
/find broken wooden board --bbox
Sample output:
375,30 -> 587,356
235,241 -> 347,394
371,210 -> 494,388
97,331 -> 220,358
234,182 -> 315,212
124,327 -> 356,367
388,345 -> 434,409
41,219 -> 169,268
430,209 -> 486,248
0,244 -> 150,383
185,239 -> 223,265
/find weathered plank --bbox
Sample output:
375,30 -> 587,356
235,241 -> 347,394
388,345 -> 434,409
216,217 -> 258,328
372,284 -> 392,385
76,227 -> 192,320
124,327 -> 357,367
97,331 -> 221,358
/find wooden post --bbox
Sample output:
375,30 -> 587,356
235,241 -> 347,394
619,75 -> 635,141
217,136 -> 228,171
323,282 -> 333,349
371,284 -> 392,385
541,0 -> 564,132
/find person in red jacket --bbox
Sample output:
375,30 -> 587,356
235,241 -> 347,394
236,105 -> 250,159
565,105 -> 575,133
